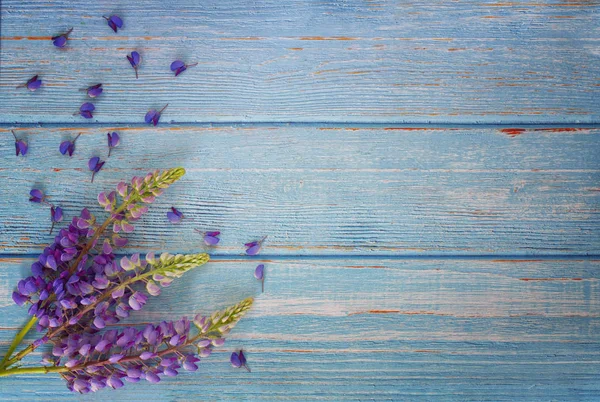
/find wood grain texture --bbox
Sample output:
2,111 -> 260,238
1,125 -> 598,256
1,0 -> 599,124
1,257 -> 599,400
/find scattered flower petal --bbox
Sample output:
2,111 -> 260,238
18,75 -> 42,92
167,207 -> 183,223
59,133 -> 81,157
170,60 -> 198,77
11,130 -> 28,156
103,15 -> 123,33
126,51 -> 141,79
29,189 -> 45,203
52,28 -> 73,48
254,264 -> 265,293
50,206 -> 63,234
83,83 -> 103,98
107,132 -> 120,157
77,102 -> 95,119
88,157 -> 105,183
245,236 -> 267,255
144,104 -> 168,126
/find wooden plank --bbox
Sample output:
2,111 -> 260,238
1,257 -> 599,400
1,125 -> 599,255
1,0 -> 599,124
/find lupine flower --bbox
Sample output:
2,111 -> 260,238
144,104 -> 168,126
82,84 -> 103,98
103,15 -> 123,33
59,133 -> 81,157
50,206 -> 64,234
126,51 -> 141,79
170,60 -> 198,77
230,350 -> 251,372
254,264 -> 265,293
11,130 -> 28,156
29,189 -> 45,203
88,157 -> 106,183
167,207 -> 183,223
245,236 -> 267,256
196,230 -> 220,246
76,103 -> 95,119
17,75 -> 42,92
107,132 -> 120,157
52,28 -> 73,48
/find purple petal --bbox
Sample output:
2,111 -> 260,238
174,66 -> 186,76
146,280 -> 161,296
27,76 -> 42,91
80,102 -> 95,112
51,206 -> 63,222
170,60 -> 185,71
110,15 -> 123,28
145,371 -> 160,383
108,20 -> 117,33
203,235 -> 220,246
246,244 -> 261,255
59,141 -> 72,155
30,189 -> 44,201
254,264 -> 264,280
109,354 -> 124,363
12,291 -> 27,306
230,352 -> 242,368
53,35 -> 67,48
88,85 -> 103,98
140,351 -> 157,360
167,212 -> 181,223
108,132 -> 120,147
93,316 -> 106,329
131,51 -> 140,65
16,141 -> 28,156
107,375 -> 124,389
145,110 -> 157,124
88,157 -> 99,171
129,294 -> 141,310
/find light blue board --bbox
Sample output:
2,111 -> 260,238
1,126 -> 599,256
1,257 -> 599,400
0,0 -> 599,123
1,0 -> 599,400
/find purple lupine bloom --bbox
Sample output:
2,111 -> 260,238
170,60 -> 198,77
11,130 -> 28,156
107,132 -> 120,157
230,350 -> 250,372
76,102 -> 95,119
144,104 -> 168,126
167,207 -> 183,223
254,264 -> 265,293
17,75 -> 42,92
52,28 -> 73,48
29,189 -> 45,203
126,51 -> 141,79
83,83 -> 103,98
196,230 -> 220,246
59,133 -> 81,157
103,15 -> 123,33
88,157 -> 106,183
50,206 -> 64,234
245,236 -> 267,256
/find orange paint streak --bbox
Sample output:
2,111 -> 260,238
533,128 -> 583,132
1,36 -> 51,40
53,168 -> 62,172
500,128 -> 526,136
448,48 -> 467,51
220,37 -> 264,41
288,47 -> 303,51
300,36 -> 357,41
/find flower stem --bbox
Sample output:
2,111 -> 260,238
0,364 -> 67,377
0,316 -> 38,370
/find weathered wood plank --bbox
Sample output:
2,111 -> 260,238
1,126 -> 599,255
1,0 -> 599,123
1,257 -> 599,400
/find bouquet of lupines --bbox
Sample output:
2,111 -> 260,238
0,167 -> 253,393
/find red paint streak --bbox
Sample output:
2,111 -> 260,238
53,168 -> 62,172
500,128 -> 526,136
533,128 -> 583,132
384,127 -> 433,131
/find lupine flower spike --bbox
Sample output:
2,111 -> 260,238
167,207 -> 184,223
17,75 -> 42,92
196,230 -> 220,246
145,104 -> 168,126
81,84 -> 103,98
88,157 -> 106,183
254,264 -> 265,293
75,103 -> 95,119
52,28 -> 73,48
126,51 -> 141,79
59,133 -> 81,157
230,350 -> 251,372
103,15 -> 123,33
49,206 -> 63,234
170,60 -> 198,77
29,189 -> 46,203
245,236 -> 267,256
11,130 -> 28,156
107,132 -> 120,157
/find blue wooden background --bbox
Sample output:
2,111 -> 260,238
1,0 -> 599,400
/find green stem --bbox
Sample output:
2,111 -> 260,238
0,365 -> 67,377
0,316 -> 38,370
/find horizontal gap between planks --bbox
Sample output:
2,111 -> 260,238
2,122 -> 600,129
1,254 -> 599,261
